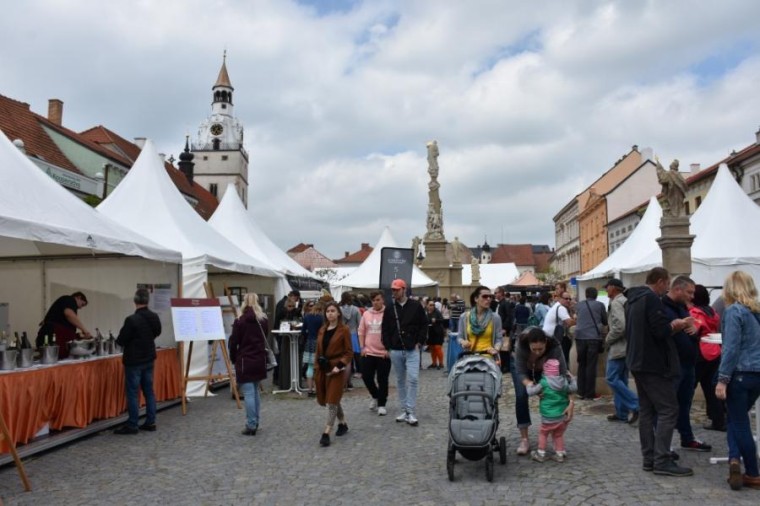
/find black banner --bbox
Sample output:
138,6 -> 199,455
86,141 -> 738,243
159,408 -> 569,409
285,274 -> 327,291
379,247 -> 414,302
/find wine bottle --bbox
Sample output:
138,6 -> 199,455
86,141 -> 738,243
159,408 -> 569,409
21,331 -> 32,349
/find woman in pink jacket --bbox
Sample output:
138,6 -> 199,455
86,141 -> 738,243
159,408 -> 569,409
359,291 -> 390,416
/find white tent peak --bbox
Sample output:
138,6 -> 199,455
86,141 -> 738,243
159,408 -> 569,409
97,139 -> 276,276
335,226 -> 437,290
209,183 -> 314,278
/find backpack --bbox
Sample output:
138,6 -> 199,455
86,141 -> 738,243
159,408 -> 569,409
527,313 -> 540,327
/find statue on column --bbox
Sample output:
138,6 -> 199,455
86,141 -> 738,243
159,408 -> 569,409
424,141 -> 445,241
450,236 -> 465,264
656,159 -> 688,218
471,257 -> 480,283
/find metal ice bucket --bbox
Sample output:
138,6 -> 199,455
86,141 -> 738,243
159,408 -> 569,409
95,340 -> 107,356
0,350 -> 18,370
40,346 -> 59,364
16,348 -> 33,368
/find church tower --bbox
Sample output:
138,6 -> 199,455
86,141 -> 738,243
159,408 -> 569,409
191,52 -> 249,207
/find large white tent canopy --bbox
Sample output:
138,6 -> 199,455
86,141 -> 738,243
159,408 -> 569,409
332,226 -> 437,294
0,131 -> 182,341
579,165 -> 760,291
97,140 -> 280,395
209,183 -> 319,300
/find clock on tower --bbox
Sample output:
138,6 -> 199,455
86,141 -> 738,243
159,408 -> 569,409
210,123 -> 224,136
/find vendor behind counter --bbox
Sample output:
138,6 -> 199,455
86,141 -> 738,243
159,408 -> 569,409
36,291 -> 92,359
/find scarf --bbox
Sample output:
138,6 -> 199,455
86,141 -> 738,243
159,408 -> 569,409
468,308 -> 493,336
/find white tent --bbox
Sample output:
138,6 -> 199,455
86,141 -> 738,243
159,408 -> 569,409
209,183 -> 319,300
620,165 -> 760,287
332,227 -> 437,294
577,196 -> 662,282
0,131 -> 182,342
462,262 -> 520,289
97,140 -> 280,395
579,165 -> 760,290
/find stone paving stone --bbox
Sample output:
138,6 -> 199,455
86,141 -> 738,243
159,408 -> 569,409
1,352 -> 758,505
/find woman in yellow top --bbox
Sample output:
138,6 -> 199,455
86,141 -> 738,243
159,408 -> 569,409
457,285 -> 504,358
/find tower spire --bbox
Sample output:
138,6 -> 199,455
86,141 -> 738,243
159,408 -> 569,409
214,51 -> 233,90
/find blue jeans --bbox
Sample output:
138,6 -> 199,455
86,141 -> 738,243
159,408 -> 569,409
390,349 -> 420,415
125,362 -> 156,429
239,381 -> 261,430
606,358 -> 639,420
510,355 -> 531,429
675,363 -> 696,444
725,372 -> 760,476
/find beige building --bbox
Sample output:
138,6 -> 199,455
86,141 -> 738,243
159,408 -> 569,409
554,146 -> 655,278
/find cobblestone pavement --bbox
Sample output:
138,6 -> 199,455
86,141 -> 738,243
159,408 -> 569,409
1,353 -> 758,505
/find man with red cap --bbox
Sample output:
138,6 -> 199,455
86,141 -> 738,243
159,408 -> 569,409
381,278 -> 428,426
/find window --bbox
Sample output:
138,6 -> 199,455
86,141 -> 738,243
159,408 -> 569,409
685,201 -> 690,215
209,183 -> 218,197
203,156 -> 208,161
627,225 -> 633,232
695,196 -> 702,209
221,155 -> 228,161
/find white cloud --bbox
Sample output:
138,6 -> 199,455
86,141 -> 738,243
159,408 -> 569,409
2,0 -> 759,260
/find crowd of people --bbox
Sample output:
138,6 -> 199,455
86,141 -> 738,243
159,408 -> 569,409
219,267 -> 760,492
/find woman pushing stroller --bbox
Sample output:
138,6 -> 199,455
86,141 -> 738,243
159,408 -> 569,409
457,286 -> 504,360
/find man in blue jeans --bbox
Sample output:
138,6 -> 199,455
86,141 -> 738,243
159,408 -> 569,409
604,278 -> 639,423
382,279 -> 428,426
114,288 -> 162,435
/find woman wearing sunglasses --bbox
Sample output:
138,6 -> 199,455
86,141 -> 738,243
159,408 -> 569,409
456,285 -> 503,359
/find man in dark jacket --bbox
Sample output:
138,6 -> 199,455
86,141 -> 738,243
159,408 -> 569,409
114,288 -> 162,435
625,267 -> 694,477
382,279 -> 427,426
661,276 -> 711,452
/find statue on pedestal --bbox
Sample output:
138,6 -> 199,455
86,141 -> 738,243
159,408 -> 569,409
657,159 -> 688,218
424,141 -> 445,241
471,257 -> 480,283
450,236 -> 465,264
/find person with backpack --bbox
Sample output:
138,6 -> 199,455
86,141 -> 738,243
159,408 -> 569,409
514,296 -> 532,336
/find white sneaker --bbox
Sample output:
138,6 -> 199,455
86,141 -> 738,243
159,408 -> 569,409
395,412 -> 408,423
406,414 -> 419,426
377,407 -> 387,416
369,398 -> 378,411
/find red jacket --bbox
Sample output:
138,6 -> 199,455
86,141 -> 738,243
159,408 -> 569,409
689,305 -> 721,361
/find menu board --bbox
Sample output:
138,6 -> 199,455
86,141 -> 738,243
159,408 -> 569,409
170,298 -> 225,342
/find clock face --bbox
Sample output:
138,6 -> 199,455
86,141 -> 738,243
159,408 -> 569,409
210,123 -> 224,136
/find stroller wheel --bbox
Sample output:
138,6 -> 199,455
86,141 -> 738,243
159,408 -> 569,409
446,444 -> 456,481
485,451 -> 494,482
499,437 -> 507,465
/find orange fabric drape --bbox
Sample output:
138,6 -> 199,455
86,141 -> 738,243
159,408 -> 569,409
0,348 -> 180,453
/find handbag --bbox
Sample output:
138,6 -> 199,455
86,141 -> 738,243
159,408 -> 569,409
255,317 -> 277,371
552,305 -> 566,342
585,300 -> 608,339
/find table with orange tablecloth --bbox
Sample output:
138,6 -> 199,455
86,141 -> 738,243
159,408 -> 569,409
0,348 -> 181,453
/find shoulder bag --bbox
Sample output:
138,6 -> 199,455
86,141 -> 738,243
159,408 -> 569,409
255,317 -> 277,371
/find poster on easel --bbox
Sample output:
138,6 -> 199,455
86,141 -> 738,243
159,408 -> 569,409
170,298 -> 225,342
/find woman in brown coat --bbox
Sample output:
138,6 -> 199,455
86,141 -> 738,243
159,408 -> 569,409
315,301 -> 353,447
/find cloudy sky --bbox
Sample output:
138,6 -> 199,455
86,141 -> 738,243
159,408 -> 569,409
2,0 -> 759,259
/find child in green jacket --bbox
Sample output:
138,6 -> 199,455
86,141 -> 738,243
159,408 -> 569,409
527,358 -> 577,462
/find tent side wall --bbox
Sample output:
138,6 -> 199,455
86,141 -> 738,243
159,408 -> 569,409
0,256 -> 181,347
207,272 -> 281,315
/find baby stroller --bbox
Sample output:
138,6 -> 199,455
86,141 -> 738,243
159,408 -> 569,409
446,353 -> 507,482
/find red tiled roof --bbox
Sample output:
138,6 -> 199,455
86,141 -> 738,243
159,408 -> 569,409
0,94 -> 81,173
490,244 -> 535,266
334,243 -> 373,264
287,243 -> 313,254
80,125 -> 219,219
289,247 -> 336,270
533,251 -> 553,272
686,142 -> 760,186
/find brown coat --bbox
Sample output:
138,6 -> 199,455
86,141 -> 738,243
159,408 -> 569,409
314,324 -> 353,406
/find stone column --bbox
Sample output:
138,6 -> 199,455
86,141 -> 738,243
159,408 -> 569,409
656,216 -> 695,278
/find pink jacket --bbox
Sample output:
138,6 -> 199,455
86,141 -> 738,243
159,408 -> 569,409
358,306 -> 386,357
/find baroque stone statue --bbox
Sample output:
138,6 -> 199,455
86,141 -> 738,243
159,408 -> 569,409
424,141 -> 445,241
656,159 -> 689,218
471,257 -> 480,282
450,236 -> 465,264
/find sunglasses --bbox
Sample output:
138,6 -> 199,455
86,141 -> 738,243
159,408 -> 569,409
480,294 -> 493,299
